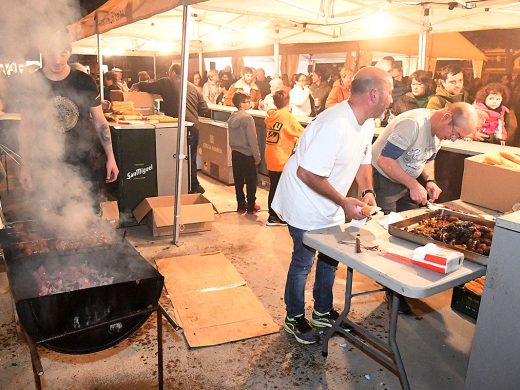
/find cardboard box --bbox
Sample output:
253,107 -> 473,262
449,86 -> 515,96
133,194 -> 214,237
461,154 -> 520,212
101,201 -> 120,228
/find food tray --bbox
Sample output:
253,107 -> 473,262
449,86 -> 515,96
388,209 -> 495,266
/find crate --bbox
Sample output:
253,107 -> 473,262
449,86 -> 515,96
451,285 -> 481,321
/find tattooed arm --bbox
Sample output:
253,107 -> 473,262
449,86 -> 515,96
90,105 -> 119,182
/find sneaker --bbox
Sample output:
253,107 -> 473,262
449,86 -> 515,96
311,309 -> 340,328
266,215 -> 287,226
237,203 -> 247,214
284,315 -> 320,344
246,204 -> 261,214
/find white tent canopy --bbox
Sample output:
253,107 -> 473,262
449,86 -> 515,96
71,0 -> 520,57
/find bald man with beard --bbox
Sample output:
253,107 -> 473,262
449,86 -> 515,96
272,66 -> 393,344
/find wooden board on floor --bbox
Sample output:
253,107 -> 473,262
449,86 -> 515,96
156,252 -> 279,347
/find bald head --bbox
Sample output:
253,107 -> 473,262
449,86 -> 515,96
351,66 -> 393,95
348,66 -> 394,124
450,102 -> 480,138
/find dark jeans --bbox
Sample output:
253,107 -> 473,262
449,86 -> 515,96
373,168 -> 418,214
231,150 -> 257,208
285,225 -> 339,318
267,170 -> 282,218
187,125 -> 199,192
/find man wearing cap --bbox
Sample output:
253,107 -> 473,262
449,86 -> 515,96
112,67 -> 129,92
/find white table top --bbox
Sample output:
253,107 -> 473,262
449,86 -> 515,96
207,103 -> 313,124
303,210 -> 486,299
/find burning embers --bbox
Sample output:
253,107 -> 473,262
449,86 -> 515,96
34,263 -> 115,296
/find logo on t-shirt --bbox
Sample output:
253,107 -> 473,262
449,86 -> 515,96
52,95 -> 79,133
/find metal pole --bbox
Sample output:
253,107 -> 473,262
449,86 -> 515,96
153,54 -> 157,80
274,37 -> 280,78
172,3 -> 192,245
96,12 -> 105,102
198,48 -> 203,75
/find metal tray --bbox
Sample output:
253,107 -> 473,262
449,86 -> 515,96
388,209 -> 495,266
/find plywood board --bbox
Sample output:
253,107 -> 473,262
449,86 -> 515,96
156,252 -> 279,347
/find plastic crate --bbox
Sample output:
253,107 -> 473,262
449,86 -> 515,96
451,286 -> 481,321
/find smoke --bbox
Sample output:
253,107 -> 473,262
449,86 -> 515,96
1,1 -> 112,237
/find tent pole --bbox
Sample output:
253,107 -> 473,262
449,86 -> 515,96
153,54 -> 157,80
274,36 -> 280,78
198,48 -> 203,75
95,11 -> 104,103
418,6 -> 431,70
172,3 -> 192,246
97,32 -> 104,102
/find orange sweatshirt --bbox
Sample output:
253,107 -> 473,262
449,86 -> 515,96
264,108 -> 304,172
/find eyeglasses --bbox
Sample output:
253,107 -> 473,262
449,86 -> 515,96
450,120 -> 461,142
411,82 -> 424,87
242,100 -> 251,105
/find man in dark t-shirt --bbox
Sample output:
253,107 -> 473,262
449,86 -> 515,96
131,63 -> 208,194
18,29 -> 119,207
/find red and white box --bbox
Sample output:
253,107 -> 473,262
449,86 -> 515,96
385,243 -> 464,274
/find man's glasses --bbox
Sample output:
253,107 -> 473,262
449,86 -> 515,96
411,82 -> 424,87
450,120 -> 461,142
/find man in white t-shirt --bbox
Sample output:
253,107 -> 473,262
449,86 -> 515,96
272,66 -> 393,344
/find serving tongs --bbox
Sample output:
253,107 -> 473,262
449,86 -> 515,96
425,201 -> 495,221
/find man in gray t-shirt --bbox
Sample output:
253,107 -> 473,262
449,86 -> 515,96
372,103 -> 479,214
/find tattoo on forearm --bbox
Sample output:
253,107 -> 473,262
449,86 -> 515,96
98,124 -> 112,144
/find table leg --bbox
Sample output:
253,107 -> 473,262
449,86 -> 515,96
322,266 -> 354,357
388,291 -> 410,390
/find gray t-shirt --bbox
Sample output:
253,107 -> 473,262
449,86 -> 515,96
372,109 -> 441,179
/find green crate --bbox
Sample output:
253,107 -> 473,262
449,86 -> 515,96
451,286 -> 481,321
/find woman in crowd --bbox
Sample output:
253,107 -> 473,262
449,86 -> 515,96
391,70 -> 436,117
289,73 -> 312,116
325,67 -> 354,109
202,69 -> 220,104
192,71 -> 203,94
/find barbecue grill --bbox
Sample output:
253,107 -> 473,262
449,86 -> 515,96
1,220 -> 164,353
0,220 -> 175,389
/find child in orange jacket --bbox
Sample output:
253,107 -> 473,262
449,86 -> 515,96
264,90 -> 304,225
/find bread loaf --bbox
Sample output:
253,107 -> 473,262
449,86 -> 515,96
500,151 -> 520,165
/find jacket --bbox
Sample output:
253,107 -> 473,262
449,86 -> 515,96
474,102 -> 508,139
391,92 -> 430,116
224,79 -> 262,108
426,85 -> 470,110
227,110 -> 261,164
325,79 -> 350,109
264,108 -> 304,172
309,81 -> 331,113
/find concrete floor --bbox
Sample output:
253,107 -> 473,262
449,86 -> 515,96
0,172 -> 477,390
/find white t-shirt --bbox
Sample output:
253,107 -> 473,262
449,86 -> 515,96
272,101 -> 375,230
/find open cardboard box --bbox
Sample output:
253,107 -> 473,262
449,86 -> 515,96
461,154 -> 520,212
100,201 -> 120,228
110,91 -> 158,109
133,194 -> 214,237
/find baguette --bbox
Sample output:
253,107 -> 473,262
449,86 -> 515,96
361,205 -> 381,217
500,151 -> 520,165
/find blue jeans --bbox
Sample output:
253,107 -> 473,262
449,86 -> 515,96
285,225 -> 339,318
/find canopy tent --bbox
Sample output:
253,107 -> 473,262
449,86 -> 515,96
70,0 -> 520,57
68,0 -> 520,243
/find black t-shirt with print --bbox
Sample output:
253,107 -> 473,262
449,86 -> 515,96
28,68 -> 102,166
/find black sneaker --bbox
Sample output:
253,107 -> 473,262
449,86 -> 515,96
284,315 -> 320,344
311,309 -> 340,328
237,203 -> 247,214
266,215 -> 287,226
